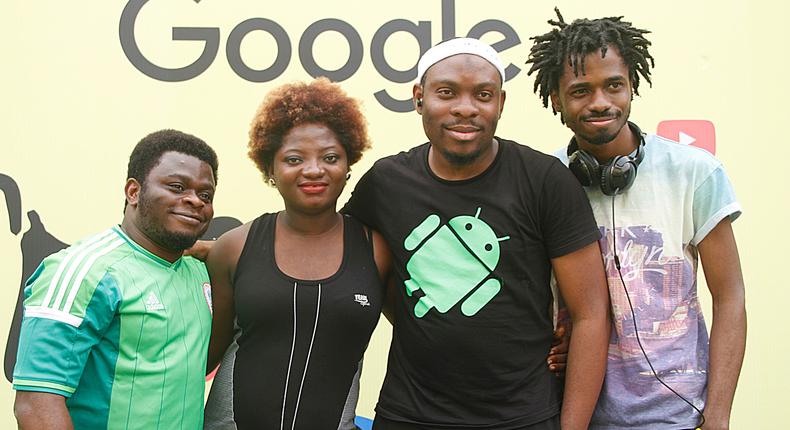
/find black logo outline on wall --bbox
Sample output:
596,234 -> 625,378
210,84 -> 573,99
1,173 -> 241,382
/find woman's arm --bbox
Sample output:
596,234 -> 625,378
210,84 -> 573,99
205,224 -> 249,373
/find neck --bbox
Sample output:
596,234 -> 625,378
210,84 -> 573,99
278,208 -> 341,236
120,217 -> 182,263
428,138 -> 499,181
577,124 -> 639,163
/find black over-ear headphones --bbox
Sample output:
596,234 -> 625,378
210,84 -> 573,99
567,121 -> 645,196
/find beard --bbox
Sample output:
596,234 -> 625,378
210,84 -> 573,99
137,190 -> 201,252
584,128 -> 621,146
436,143 -> 488,167
579,108 -> 629,146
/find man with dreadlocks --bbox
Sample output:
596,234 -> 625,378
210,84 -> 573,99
527,9 -> 746,430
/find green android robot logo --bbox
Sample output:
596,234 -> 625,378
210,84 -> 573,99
403,208 -> 509,318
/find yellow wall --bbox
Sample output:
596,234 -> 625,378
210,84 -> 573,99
0,0 -> 786,426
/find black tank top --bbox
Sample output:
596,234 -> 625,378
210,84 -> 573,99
204,213 -> 383,430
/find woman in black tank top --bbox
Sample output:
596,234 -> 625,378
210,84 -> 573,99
202,79 -> 391,430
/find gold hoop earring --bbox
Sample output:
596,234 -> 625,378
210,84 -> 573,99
268,178 -> 276,186
346,173 -> 351,180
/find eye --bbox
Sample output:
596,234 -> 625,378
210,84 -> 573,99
437,88 -> 454,97
198,192 -> 213,203
169,183 -> 184,192
485,243 -> 493,251
324,154 -> 339,163
465,223 -> 472,230
285,156 -> 302,164
571,88 -> 589,97
609,82 -> 624,90
478,91 -> 493,100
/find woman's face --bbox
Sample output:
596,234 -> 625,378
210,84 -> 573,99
272,122 -> 349,215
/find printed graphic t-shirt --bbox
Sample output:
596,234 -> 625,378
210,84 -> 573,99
344,138 -> 600,428
555,134 -> 741,430
13,226 -> 212,430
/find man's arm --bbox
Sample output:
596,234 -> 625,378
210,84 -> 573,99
551,241 -> 610,430
697,218 -> 746,430
14,391 -> 73,430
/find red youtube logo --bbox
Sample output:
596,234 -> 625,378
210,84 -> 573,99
656,120 -> 716,155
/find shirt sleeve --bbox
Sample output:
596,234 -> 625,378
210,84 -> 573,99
12,256 -> 120,397
540,159 -> 602,258
341,164 -> 381,230
690,164 -> 742,246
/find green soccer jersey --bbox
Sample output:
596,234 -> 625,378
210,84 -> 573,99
13,226 -> 212,430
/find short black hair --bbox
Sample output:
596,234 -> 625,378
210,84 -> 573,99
127,129 -> 218,186
124,130 -> 218,211
526,8 -> 655,114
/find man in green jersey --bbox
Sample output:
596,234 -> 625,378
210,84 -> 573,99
12,129 -> 218,430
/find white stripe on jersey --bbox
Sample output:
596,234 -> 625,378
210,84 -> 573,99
62,238 -> 125,314
24,306 -> 83,327
51,232 -> 118,310
42,229 -> 114,307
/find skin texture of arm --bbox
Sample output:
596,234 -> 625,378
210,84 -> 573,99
14,392 -> 74,430
205,224 -> 249,373
551,241 -> 611,430
697,219 -> 746,430
369,229 -> 395,325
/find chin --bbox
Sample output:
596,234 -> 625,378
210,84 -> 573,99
164,228 -> 205,251
441,147 -> 484,166
587,134 -> 618,146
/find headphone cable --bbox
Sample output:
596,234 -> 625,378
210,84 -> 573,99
610,193 -> 706,429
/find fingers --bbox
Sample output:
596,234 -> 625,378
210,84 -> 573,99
551,325 -> 566,346
548,353 -> 567,375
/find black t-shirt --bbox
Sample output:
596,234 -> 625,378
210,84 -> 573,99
344,138 -> 600,429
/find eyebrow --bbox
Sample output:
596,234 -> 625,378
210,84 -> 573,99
567,82 -> 591,90
430,80 -> 500,91
164,173 -> 215,188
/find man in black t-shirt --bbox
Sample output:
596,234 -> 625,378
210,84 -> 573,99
344,38 -> 610,430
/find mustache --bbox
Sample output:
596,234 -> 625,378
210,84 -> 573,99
581,111 -> 620,121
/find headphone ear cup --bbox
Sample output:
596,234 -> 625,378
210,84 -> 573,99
568,149 -> 601,187
601,155 -> 638,196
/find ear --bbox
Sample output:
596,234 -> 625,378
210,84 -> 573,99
498,90 -> 507,118
549,90 -> 561,114
124,178 -> 141,208
412,84 -> 424,114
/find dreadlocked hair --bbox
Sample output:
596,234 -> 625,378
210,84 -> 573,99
526,7 -> 655,114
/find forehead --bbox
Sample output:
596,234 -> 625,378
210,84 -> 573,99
149,151 -> 215,184
423,54 -> 501,87
280,123 -> 343,151
559,47 -> 629,85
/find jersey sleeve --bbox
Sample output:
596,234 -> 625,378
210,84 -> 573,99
342,163 -> 381,230
540,159 -> 601,258
12,253 -> 121,397
690,164 -> 742,246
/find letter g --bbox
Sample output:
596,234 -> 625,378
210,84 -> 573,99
119,0 -> 219,82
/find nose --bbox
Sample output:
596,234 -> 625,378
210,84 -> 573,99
450,94 -> 479,118
182,190 -> 205,207
302,159 -> 324,178
588,89 -> 612,113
